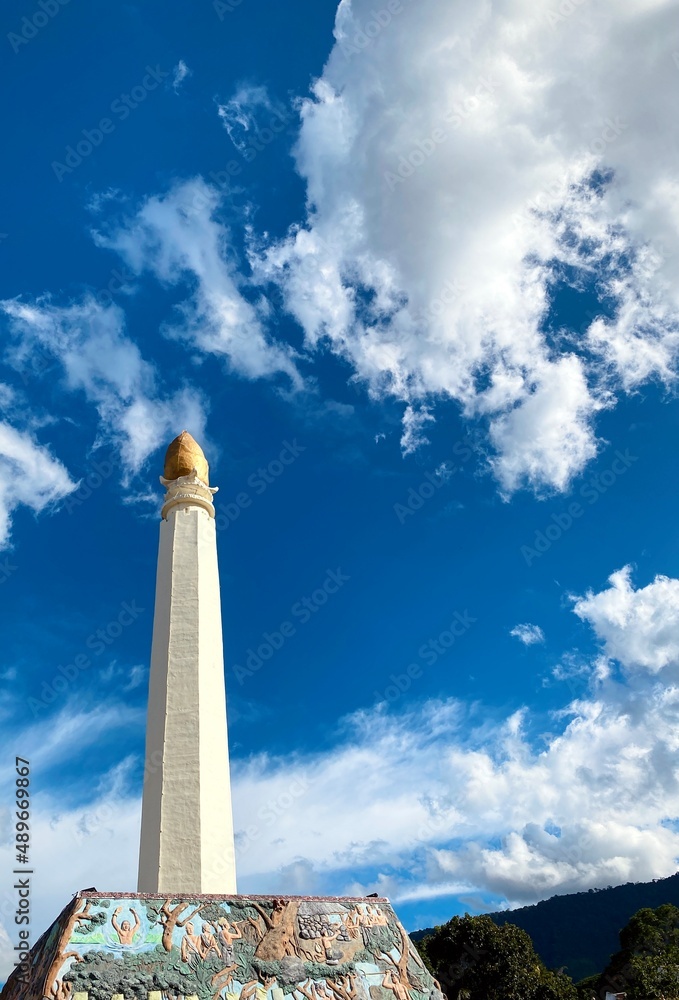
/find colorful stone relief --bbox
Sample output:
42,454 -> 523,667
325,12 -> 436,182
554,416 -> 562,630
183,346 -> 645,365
0,894 -> 444,1000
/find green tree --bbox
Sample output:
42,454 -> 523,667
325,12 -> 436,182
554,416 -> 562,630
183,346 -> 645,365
574,972 -> 599,999
420,914 -> 577,1000
598,904 -> 679,999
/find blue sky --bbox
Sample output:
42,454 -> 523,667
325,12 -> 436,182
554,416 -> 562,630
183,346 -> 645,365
2,0 -> 679,979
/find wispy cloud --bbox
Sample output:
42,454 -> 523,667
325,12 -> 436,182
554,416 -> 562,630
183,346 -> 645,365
0,701 -> 144,788
94,180 -> 302,387
1,296 -> 208,483
172,59 -> 191,92
510,623 -> 545,646
217,84 -> 290,156
0,421 -> 76,548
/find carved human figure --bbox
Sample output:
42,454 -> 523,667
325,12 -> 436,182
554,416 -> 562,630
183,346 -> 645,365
201,924 -> 222,960
217,917 -> 243,963
321,923 -> 342,956
181,921 -> 204,962
310,923 -> 342,963
366,905 -> 388,927
112,906 -> 140,946
381,971 -> 410,1000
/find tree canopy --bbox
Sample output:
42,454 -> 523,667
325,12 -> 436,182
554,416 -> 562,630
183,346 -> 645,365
593,903 -> 679,1000
419,913 -> 577,1000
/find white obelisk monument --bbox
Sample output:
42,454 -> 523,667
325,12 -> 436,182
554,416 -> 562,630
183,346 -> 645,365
137,431 -> 237,894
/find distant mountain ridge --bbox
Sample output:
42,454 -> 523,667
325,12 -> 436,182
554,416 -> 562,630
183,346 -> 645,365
411,871 -> 679,982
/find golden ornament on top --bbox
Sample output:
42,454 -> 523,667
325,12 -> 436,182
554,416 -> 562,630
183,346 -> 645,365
163,431 -> 210,485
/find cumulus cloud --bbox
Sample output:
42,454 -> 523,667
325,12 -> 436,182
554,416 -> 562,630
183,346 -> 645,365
94,179 -> 302,386
0,296 -> 208,481
48,0 -> 679,497
6,565 -> 679,980
246,0 -> 679,492
0,422 -> 76,548
232,566 -> 679,902
232,674 -> 679,907
573,565 -> 679,675
510,623 -> 545,646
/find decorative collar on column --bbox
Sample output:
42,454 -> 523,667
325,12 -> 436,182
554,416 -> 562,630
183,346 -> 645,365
160,471 -> 219,520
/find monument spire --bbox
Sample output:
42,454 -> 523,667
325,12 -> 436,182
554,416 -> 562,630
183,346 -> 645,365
137,430 -> 237,894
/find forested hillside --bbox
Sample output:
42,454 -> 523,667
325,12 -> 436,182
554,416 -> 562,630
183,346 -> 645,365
412,872 -> 679,981
417,902 -> 679,999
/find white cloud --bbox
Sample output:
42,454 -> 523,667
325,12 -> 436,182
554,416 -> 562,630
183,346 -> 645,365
0,703 -> 144,789
510,623 -> 545,646
232,567 -> 679,903
0,422 -> 76,548
488,356 -> 604,495
124,664 -> 147,691
0,787 -> 141,981
217,84 -> 286,155
35,1 -> 676,497
0,703 -> 143,982
235,675 -> 679,904
0,296 -> 208,481
7,566 -> 679,979
94,180 -> 302,387
172,59 -> 191,92
247,0 -> 679,492
400,404 -> 435,455
573,565 -> 679,675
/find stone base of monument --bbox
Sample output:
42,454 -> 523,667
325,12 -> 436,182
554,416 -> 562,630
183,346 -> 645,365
0,891 -> 443,1000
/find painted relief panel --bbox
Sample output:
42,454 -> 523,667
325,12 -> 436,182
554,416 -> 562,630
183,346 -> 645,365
0,894 -> 445,1000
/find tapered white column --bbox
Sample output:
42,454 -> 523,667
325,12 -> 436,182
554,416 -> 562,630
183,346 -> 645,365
137,433 -> 237,894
